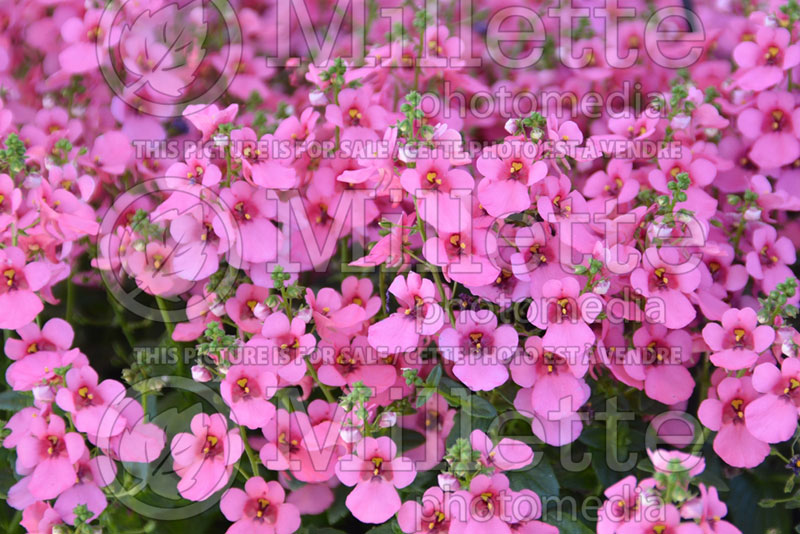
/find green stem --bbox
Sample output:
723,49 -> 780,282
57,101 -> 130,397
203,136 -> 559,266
239,425 -> 260,477
155,296 -> 183,375
306,357 -> 336,403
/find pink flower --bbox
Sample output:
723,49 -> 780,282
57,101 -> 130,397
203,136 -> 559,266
423,226 -> 501,287
510,335 -> 589,417
219,181 -> 281,264
626,324 -> 695,405
744,225 -> 795,293
325,86 -> 388,130
317,335 -> 397,392
220,477 -> 301,534
702,307 -> 775,371
5,318 -> 73,360
340,275 -> 382,322
597,476 -> 659,534
630,247 -> 701,330
260,409 -> 339,483
55,366 -> 127,438
527,277 -> 602,356
335,436 -> 416,524
647,449 -> 705,478
698,376 -> 770,468
736,91 -> 800,169
476,140 -> 547,216
733,26 -> 800,91
438,309 -> 518,391
398,487 -> 454,534
680,484 -> 741,534
226,283 -> 271,334
399,393 -> 456,471
449,473 -> 515,534
53,453 -> 116,525
745,357 -> 800,443
220,364 -> 278,429
16,414 -> 86,500
183,103 -> 239,141
258,312 -> 317,383
617,504 -> 702,534
470,429 -> 533,472
367,271 -> 445,353
170,413 -> 244,501
0,246 -> 50,330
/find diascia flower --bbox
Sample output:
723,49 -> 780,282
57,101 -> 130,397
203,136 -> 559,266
170,413 -> 244,501
335,436 -> 416,524
15,414 -> 86,501
220,477 -> 301,534
698,376 -> 770,468
702,307 -> 775,371
438,309 -> 519,391
0,246 -> 50,330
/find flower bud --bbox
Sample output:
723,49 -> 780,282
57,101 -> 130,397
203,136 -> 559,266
192,365 -> 212,383
438,473 -> 460,492
378,411 -> 397,428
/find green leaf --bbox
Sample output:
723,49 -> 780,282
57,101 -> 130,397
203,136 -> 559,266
0,390 -> 30,411
426,365 -> 442,387
507,459 -> 559,497
461,395 -> 497,419
543,513 -> 593,534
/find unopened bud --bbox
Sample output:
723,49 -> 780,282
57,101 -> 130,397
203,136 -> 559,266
192,365 -> 212,383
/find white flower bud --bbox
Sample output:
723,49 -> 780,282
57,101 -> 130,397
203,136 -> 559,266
309,90 -> 328,106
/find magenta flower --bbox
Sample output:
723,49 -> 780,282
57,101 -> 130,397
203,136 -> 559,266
744,225 -> 795,294
55,366 -> 127,438
367,271 -> 445,353
16,414 -> 86,500
702,307 -> 775,371
475,140 -> 547,217
335,436 -> 416,524
597,475 -> 659,534
170,413 -> 244,501
630,247 -> 701,330
220,477 -> 301,534
647,449 -> 705,478
528,277 -> 602,356
698,377 -> 770,468
745,357 -> 800,444
53,453 -> 116,525
260,409 -> 339,483
423,226 -> 501,288
470,429 -> 533,472
449,473 -> 516,534
510,335 -> 589,417
398,486 -> 453,534
220,364 -> 278,430
439,309 -> 518,391
626,324 -> 695,405
0,246 -> 49,330
733,26 -> 800,91
317,335 -> 397,392
680,484 -> 741,534
259,312 -> 317,383
617,504 -> 702,534
5,318 -> 73,360
736,91 -> 800,169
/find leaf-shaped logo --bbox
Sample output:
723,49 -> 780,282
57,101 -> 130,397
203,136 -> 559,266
118,0 -> 209,98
